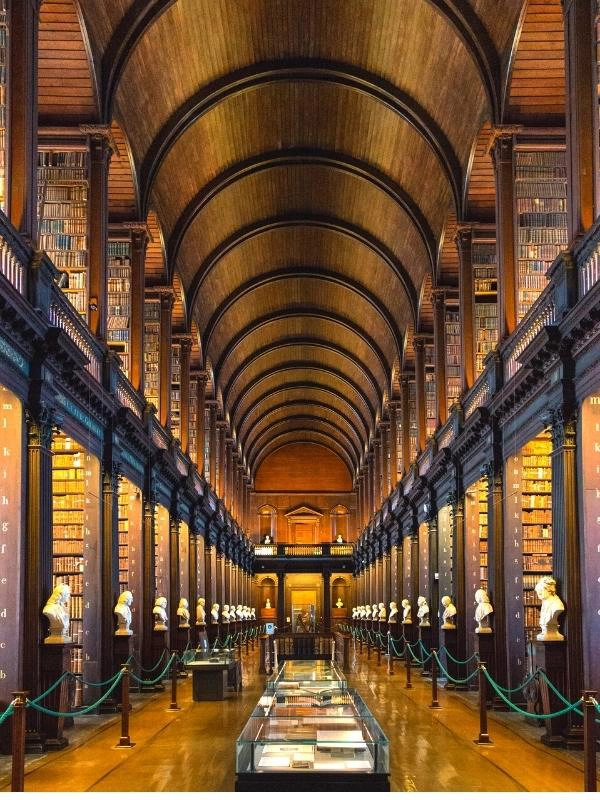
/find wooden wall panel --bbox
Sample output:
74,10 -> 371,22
108,122 -> 138,221
255,443 -> 352,492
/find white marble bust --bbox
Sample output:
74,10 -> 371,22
236,604 -> 243,620
401,598 -> 412,624
153,596 -> 168,631
351,607 -> 357,618
372,604 -> 379,620
211,602 -> 220,622
222,603 -> 231,622
388,601 -> 398,622
43,583 -> 72,643
336,597 -> 344,608
535,576 -> 564,641
242,606 -> 249,619
196,597 -> 206,625
365,604 -> 372,620
441,595 -> 457,629
250,607 -> 256,620
417,595 -> 430,627
378,602 -> 386,620
474,589 -> 493,633
265,597 -> 272,609
177,598 -> 190,628
114,590 -> 133,636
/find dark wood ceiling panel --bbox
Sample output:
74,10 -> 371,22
38,0 -> 98,123
108,121 -> 139,221
217,318 -> 388,407
144,210 -> 166,285
504,0 -> 565,124
464,121 -> 495,222
151,82 -> 452,247
418,274 -> 434,334
437,211 -> 460,287
76,0 -> 134,59
177,163 -> 431,290
171,271 -> 186,332
469,0 -> 525,54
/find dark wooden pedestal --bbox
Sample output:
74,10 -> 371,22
38,642 -> 73,750
532,640 -> 568,748
145,630 -> 168,693
440,627 -> 468,690
208,622 -> 221,648
472,631 -> 494,693
402,623 -> 419,663
103,634 -> 134,710
418,625 -> 434,675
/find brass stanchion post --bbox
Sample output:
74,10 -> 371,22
116,666 -> 135,748
474,663 -> 492,745
404,645 -> 412,689
168,652 -> 180,711
430,649 -> 441,709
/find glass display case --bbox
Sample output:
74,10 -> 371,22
235,689 -> 389,791
266,659 -> 347,691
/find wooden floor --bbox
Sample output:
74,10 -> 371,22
0,648 -> 594,793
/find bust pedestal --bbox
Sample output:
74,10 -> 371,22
440,627 -> 468,690
402,622 -> 418,663
418,625 -> 434,676
38,642 -> 74,750
195,624 -> 209,652
174,624 -> 191,671
148,630 -> 168,692
532,640 -> 568,747
208,621 -> 221,649
111,634 -> 134,707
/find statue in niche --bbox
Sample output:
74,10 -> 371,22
43,584 -> 72,643
441,595 -> 457,629
474,589 -> 493,633
535,576 -> 565,641
417,596 -> 430,627
114,590 -> 133,636
265,597 -> 272,609
153,596 -> 168,631
177,598 -> 190,628
196,597 -> 206,625
401,598 -> 412,624
335,597 -> 344,608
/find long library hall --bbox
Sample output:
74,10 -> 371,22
0,0 -> 600,794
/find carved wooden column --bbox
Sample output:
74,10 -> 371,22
127,225 -> 149,393
178,336 -> 192,452
409,532 -> 419,613
195,372 -> 208,475
158,290 -> 174,429
414,335 -> 427,453
100,456 -> 119,685
142,489 -> 156,670
549,409 -> 583,718
208,401 -> 217,488
400,376 -> 411,473
432,289 -> 447,427
224,436 -> 233,509
456,226 -> 475,392
427,514 -> 440,649
491,128 -> 520,338
84,126 -> 113,339
204,541 -> 214,607
368,450 -> 375,519
484,457 -> 508,690
452,493 -> 468,668
563,0 -> 595,239
216,547 -> 225,608
8,0 -> 40,239
217,421 -> 226,499
396,539 -> 404,599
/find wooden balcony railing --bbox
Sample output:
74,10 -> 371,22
503,286 -> 556,381
576,216 -> 600,299
0,211 -> 27,294
254,543 -> 354,558
48,282 -> 103,383
115,371 -> 145,419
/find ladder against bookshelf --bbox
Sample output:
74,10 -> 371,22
170,342 -> 181,441
514,148 -> 567,322
51,433 -> 99,706
472,234 -> 498,378
445,302 -> 461,413
107,238 -> 132,379
37,147 -> 89,319
144,298 -> 161,414
0,1 -> 8,212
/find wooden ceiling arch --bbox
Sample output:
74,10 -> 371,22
252,434 -> 355,481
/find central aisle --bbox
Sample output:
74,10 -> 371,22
2,650 -> 589,793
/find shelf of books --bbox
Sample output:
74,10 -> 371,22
424,343 -> 436,439
170,342 -> 181,441
472,233 -> 498,378
204,407 -> 211,482
179,522 -> 190,606
437,504 -> 453,611
514,148 -> 567,322
0,1 -> 7,212
154,504 -> 170,600
107,238 -> 132,379
445,301 -> 461,413
402,534 -> 412,604
418,522 -> 429,601
117,479 -> 129,594
188,377 -> 198,465
144,298 -> 161,414
51,433 -> 99,706
465,477 -> 488,598
408,379 -> 417,462
37,147 -> 89,319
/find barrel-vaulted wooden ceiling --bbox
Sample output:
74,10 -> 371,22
44,0 -> 561,483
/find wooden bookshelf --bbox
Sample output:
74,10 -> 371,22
37,148 -> 89,319
189,377 -> 198,465
438,504 -> 453,607
170,341 -> 181,441
445,302 -> 461,413
144,298 -> 160,413
107,238 -> 132,379
0,1 -> 7,212
465,477 -> 488,598
515,149 -> 567,322
472,234 -> 498,378
424,343 -> 436,439
155,505 -> 170,599
408,379 -> 417,462
117,478 -> 129,594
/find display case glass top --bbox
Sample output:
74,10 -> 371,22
267,659 -> 347,690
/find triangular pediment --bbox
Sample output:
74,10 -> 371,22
284,505 -> 323,518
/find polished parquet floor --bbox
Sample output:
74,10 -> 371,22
0,647 -> 594,793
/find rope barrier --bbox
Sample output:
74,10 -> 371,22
0,700 -> 15,726
129,648 -> 168,674
129,654 -> 176,687
483,668 -> 583,719
438,646 -> 479,665
27,671 -> 124,718
433,651 -> 479,685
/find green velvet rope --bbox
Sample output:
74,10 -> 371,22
129,654 -> 176,686
0,702 -> 14,726
129,648 -> 168,673
27,671 -> 124,717
433,651 -> 479,685
483,668 -> 583,719
439,645 -> 479,665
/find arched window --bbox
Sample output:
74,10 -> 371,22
258,505 -> 276,543
330,505 -> 349,542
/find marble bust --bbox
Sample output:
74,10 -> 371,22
196,597 -> 206,625
250,607 -> 256,620
474,589 -> 493,633
365,604 -> 372,620
441,595 -> 457,629
352,607 -> 357,618
417,596 -> 430,627
222,604 -> 231,622
211,602 -> 220,622
535,576 -> 565,641
43,583 -> 72,643
177,598 -> 190,628
378,602 -> 386,620
335,597 -> 344,608
242,606 -> 249,619
265,597 -> 272,609
236,604 -> 244,620
388,601 -> 398,622
372,604 -> 380,620
114,590 -> 133,636
153,596 -> 168,631
401,598 -> 412,624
